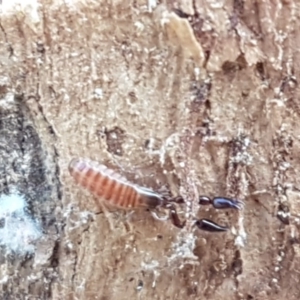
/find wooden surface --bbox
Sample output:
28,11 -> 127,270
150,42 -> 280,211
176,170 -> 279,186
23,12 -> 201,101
0,1 -> 300,299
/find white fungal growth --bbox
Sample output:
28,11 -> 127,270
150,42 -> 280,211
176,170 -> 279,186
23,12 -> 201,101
148,0 -> 157,12
234,216 -> 247,248
0,193 -> 42,255
93,88 -> 103,99
170,232 -> 198,262
0,0 -> 40,23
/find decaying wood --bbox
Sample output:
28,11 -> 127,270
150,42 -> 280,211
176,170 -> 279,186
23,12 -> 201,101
0,0 -> 300,299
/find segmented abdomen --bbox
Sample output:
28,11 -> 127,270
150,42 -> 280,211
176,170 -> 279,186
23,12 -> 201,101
69,158 -> 162,209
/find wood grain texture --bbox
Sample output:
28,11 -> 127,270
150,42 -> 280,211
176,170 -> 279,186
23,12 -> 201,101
1,0 -> 300,300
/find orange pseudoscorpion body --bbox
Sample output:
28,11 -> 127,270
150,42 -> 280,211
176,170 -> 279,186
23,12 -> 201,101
69,158 -> 163,209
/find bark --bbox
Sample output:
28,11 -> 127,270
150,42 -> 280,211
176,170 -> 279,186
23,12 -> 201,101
0,0 -> 299,299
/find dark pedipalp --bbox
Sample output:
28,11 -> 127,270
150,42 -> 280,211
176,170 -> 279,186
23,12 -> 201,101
199,196 -> 244,210
147,192 -> 242,233
195,219 -> 229,232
